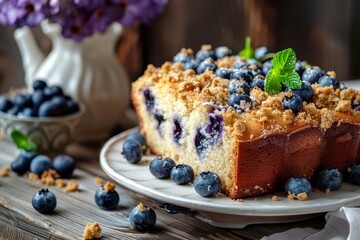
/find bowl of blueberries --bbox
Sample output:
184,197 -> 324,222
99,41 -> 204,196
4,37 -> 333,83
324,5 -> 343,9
0,80 -> 84,151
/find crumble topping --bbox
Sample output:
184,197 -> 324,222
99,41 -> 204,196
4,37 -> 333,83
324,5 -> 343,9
95,177 -> 104,186
287,192 -> 308,201
27,172 -> 39,182
56,179 -> 67,188
83,223 -> 102,240
0,165 -> 10,177
103,181 -> 116,192
40,169 -> 60,186
65,179 -> 79,192
137,202 -> 145,211
272,195 -> 280,201
283,109 -> 295,124
320,108 -> 336,129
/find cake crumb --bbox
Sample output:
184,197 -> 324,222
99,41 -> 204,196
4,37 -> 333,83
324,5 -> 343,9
56,179 -> 67,188
83,223 -> 101,240
27,172 -> 39,182
287,192 -> 308,201
0,165 -> 10,177
40,169 -> 60,186
65,179 -> 79,192
272,195 -> 280,201
95,177 -> 104,186
137,202 -> 145,211
103,181 -> 116,192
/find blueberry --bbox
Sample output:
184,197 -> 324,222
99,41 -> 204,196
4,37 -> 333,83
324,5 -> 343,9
250,67 -> 263,78
149,156 -> 176,179
173,52 -> 193,63
316,168 -> 343,191
127,132 -> 147,153
340,82 -> 347,90
30,155 -> 52,175
353,104 -> 360,112
66,100 -> 80,114
284,177 -> 312,195
227,80 -> 250,94
122,139 -> 143,164
32,90 -> 48,109
6,106 -> 20,115
230,68 -> 253,83
228,93 -> 252,112
194,171 -> 222,197
0,97 -> 13,112
154,111 -> 165,129
11,150 -> 37,175
255,46 -> 269,60
38,100 -> 62,117
233,60 -> 249,69
13,93 -> 32,110
32,80 -> 47,91
183,59 -> 198,71
196,59 -> 217,74
301,67 -> 325,84
250,75 -> 265,90
215,68 -> 231,79
95,185 -> 119,210
295,61 -> 305,76
287,81 -> 314,102
32,189 -> 57,214
17,107 -> 37,118
173,117 -> 183,144
195,48 -> 216,62
247,59 -> 260,67
170,164 -> 194,185
52,155 -> 75,178
262,60 -> 272,75
143,89 -> 155,111
44,86 -> 63,98
283,94 -> 303,113
129,203 -> 157,232
318,75 -> 340,90
194,129 -> 208,158
348,164 -> 360,185
214,46 -> 232,59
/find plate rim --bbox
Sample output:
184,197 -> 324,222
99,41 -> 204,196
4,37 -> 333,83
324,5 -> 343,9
100,128 -> 360,217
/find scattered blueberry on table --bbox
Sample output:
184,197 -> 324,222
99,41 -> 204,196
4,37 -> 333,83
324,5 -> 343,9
284,177 -> 312,196
95,181 -> 120,210
52,155 -> 75,178
149,156 -> 176,179
30,155 -> 52,175
348,164 -> 360,185
11,150 -> 37,175
122,139 -> 143,164
129,203 -> 157,232
316,168 -> 343,191
170,164 -> 194,185
127,132 -> 147,153
32,189 -> 57,214
194,171 -> 222,197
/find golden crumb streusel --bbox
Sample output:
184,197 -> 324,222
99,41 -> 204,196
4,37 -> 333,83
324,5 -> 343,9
56,179 -> 67,188
65,179 -> 79,192
40,169 -> 60,186
103,181 -> 116,192
83,223 -> 101,240
287,192 -> 308,201
27,172 -> 39,182
0,165 -> 10,177
95,177 -> 104,186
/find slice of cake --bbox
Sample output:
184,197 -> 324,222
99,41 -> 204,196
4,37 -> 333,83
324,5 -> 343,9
131,45 -> 360,199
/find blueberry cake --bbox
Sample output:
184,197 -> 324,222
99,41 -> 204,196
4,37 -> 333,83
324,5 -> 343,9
131,45 -> 360,199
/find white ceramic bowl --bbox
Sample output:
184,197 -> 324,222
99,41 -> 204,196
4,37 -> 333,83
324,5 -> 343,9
0,105 -> 85,152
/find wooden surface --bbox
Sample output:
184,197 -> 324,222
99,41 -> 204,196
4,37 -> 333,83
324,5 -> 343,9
0,139 -> 327,240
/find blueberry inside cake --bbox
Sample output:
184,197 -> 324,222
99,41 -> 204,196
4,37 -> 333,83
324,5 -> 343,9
131,44 -> 360,198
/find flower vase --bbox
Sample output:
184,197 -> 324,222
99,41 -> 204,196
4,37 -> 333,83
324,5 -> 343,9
14,21 -> 135,142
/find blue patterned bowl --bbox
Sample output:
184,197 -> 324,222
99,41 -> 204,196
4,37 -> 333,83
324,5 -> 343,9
0,105 -> 85,152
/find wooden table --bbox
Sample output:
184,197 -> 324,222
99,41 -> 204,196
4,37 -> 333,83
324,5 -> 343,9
0,139 -> 326,240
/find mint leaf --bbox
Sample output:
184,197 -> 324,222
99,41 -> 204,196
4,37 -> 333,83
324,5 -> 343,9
272,48 -> 296,75
11,129 -> 37,151
264,69 -> 282,94
281,72 -> 301,89
239,36 -> 255,59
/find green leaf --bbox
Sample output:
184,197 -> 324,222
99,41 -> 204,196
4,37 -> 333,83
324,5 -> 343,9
280,72 -> 302,89
264,69 -> 282,94
11,129 -> 37,151
271,48 -> 296,75
239,36 -> 255,59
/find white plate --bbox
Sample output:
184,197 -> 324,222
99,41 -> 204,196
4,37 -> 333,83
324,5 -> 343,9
100,128 -> 360,228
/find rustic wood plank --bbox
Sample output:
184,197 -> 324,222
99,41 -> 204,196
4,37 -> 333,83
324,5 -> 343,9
0,224 -> 35,240
0,139 -> 326,240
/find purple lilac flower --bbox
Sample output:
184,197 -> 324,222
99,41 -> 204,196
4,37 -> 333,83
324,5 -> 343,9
87,6 -> 124,32
60,15 -> 93,42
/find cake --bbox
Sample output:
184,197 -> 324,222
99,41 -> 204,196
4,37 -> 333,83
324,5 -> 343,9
131,45 -> 360,199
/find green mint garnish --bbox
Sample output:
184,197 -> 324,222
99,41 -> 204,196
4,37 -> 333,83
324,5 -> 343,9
264,48 -> 302,94
239,36 -> 255,59
11,129 -> 37,151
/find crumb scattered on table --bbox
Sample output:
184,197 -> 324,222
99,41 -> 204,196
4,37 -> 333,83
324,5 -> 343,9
27,172 -> 39,182
326,189 -> 331,194
272,195 -> 281,201
83,222 -> 101,240
103,181 -> 116,192
95,177 -> 104,186
0,165 -> 10,177
56,179 -> 67,188
65,179 -> 79,192
287,192 -> 308,201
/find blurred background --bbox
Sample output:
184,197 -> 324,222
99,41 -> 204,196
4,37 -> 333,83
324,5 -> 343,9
1,0 -> 360,93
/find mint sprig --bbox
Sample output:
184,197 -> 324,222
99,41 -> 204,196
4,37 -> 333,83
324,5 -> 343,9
239,36 -> 255,59
264,48 -> 302,94
11,129 -> 37,151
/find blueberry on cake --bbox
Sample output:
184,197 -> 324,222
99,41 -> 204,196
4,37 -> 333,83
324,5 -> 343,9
131,44 -> 360,199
